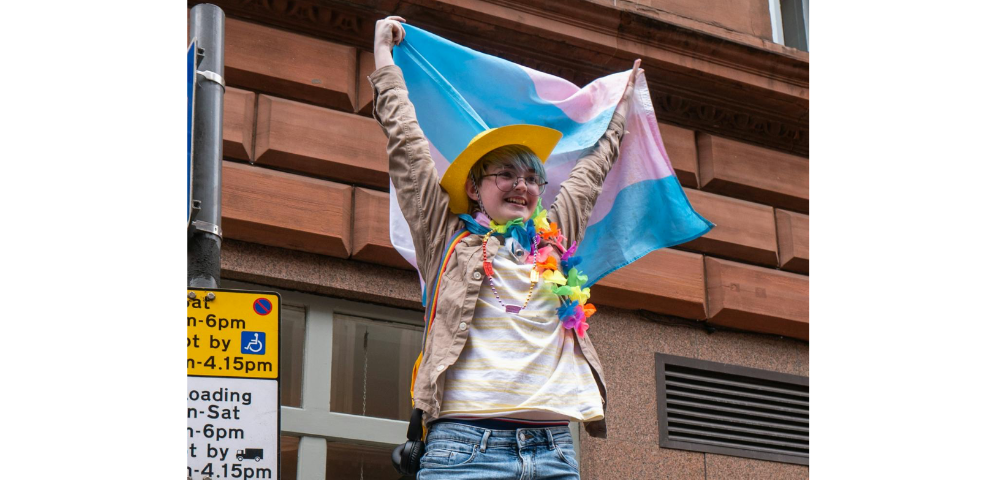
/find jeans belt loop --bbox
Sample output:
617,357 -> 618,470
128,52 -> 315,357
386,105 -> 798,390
545,428 -> 555,450
479,429 -> 491,452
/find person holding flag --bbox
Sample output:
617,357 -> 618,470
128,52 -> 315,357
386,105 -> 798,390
371,15 -> 711,479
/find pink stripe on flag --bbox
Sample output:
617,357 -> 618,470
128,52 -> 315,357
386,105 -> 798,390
520,66 -> 632,124
428,140 -> 451,172
543,74 -> 675,226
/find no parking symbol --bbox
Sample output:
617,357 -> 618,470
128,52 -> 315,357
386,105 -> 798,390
253,298 -> 272,315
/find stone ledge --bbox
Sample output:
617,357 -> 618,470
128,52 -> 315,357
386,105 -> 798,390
254,95 -> 389,189
352,188 -> 414,270
224,16 -> 358,112
221,161 -> 353,258
221,239 -> 423,310
681,189 -> 778,267
705,257 -> 808,340
776,209 -> 809,274
223,87 -> 255,161
659,122 -> 698,188
698,132 -> 809,213
591,248 -> 707,320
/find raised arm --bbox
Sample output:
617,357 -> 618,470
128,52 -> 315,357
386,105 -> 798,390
374,16 -> 405,70
369,17 -> 457,278
549,60 -> 641,246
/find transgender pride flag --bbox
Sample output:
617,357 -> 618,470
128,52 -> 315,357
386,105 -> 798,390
389,25 -> 713,290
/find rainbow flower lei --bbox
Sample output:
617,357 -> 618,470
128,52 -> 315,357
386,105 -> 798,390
482,201 -> 596,336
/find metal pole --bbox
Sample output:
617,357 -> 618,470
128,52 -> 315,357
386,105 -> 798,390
188,4 -> 225,288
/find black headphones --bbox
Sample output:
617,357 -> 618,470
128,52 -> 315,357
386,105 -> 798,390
391,408 -> 425,477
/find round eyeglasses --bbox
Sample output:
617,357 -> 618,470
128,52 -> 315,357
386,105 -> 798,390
480,171 -> 548,195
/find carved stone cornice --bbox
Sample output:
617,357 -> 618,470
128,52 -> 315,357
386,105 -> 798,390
199,0 -> 808,157
220,0 -> 374,47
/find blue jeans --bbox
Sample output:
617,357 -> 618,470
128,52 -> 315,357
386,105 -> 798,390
417,421 -> 580,480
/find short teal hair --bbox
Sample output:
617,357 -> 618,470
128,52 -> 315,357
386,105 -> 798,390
468,145 -> 547,186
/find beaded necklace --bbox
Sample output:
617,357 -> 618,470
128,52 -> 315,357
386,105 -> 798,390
474,200 -> 597,336
481,229 -> 540,314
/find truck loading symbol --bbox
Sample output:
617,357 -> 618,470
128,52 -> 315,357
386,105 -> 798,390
236,448 -> 264,462
241,331 -> 265,355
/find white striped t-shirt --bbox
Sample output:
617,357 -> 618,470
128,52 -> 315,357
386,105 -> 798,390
437,236 -> 604,423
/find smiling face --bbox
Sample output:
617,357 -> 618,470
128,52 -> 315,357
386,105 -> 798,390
469,163 -> 539,223
465,145 -> 547,224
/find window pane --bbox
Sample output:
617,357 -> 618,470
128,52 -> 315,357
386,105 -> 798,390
330,315 -> 423,421
325,441 -> 398,480
280,435 -> 300,479
780,0 -> 808,51
280,304 -> 306,407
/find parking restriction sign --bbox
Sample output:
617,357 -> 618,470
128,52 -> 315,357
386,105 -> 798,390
188,288 -> 280,479
187,290 -> 279,379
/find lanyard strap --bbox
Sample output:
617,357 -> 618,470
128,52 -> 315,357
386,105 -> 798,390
410,229 -> 471,400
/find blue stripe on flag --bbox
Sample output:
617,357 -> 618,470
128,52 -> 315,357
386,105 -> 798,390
396,25 -> 613,160
577,175 -> 713,287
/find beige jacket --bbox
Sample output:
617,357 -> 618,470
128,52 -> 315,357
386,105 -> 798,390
369,65 -> 627,438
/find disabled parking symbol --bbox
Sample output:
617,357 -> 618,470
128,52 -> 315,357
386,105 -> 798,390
241,331 -> 266,355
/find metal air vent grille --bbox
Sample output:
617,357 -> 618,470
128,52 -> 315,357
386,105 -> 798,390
656,353 -> 809,465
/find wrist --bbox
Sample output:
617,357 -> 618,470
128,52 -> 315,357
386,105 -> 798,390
613,98 -> 630,119
374,48 -> 395,70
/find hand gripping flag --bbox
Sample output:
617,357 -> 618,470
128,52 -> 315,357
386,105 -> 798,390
389,25 -> 713,294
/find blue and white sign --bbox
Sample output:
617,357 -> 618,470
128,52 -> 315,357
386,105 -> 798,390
241,331 -> 266,355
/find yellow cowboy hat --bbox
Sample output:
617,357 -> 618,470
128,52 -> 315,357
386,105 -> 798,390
440,124 -> 563,214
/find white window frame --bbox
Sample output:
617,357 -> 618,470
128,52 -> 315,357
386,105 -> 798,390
769,0 -> 809,51
769,0 -> 785,45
